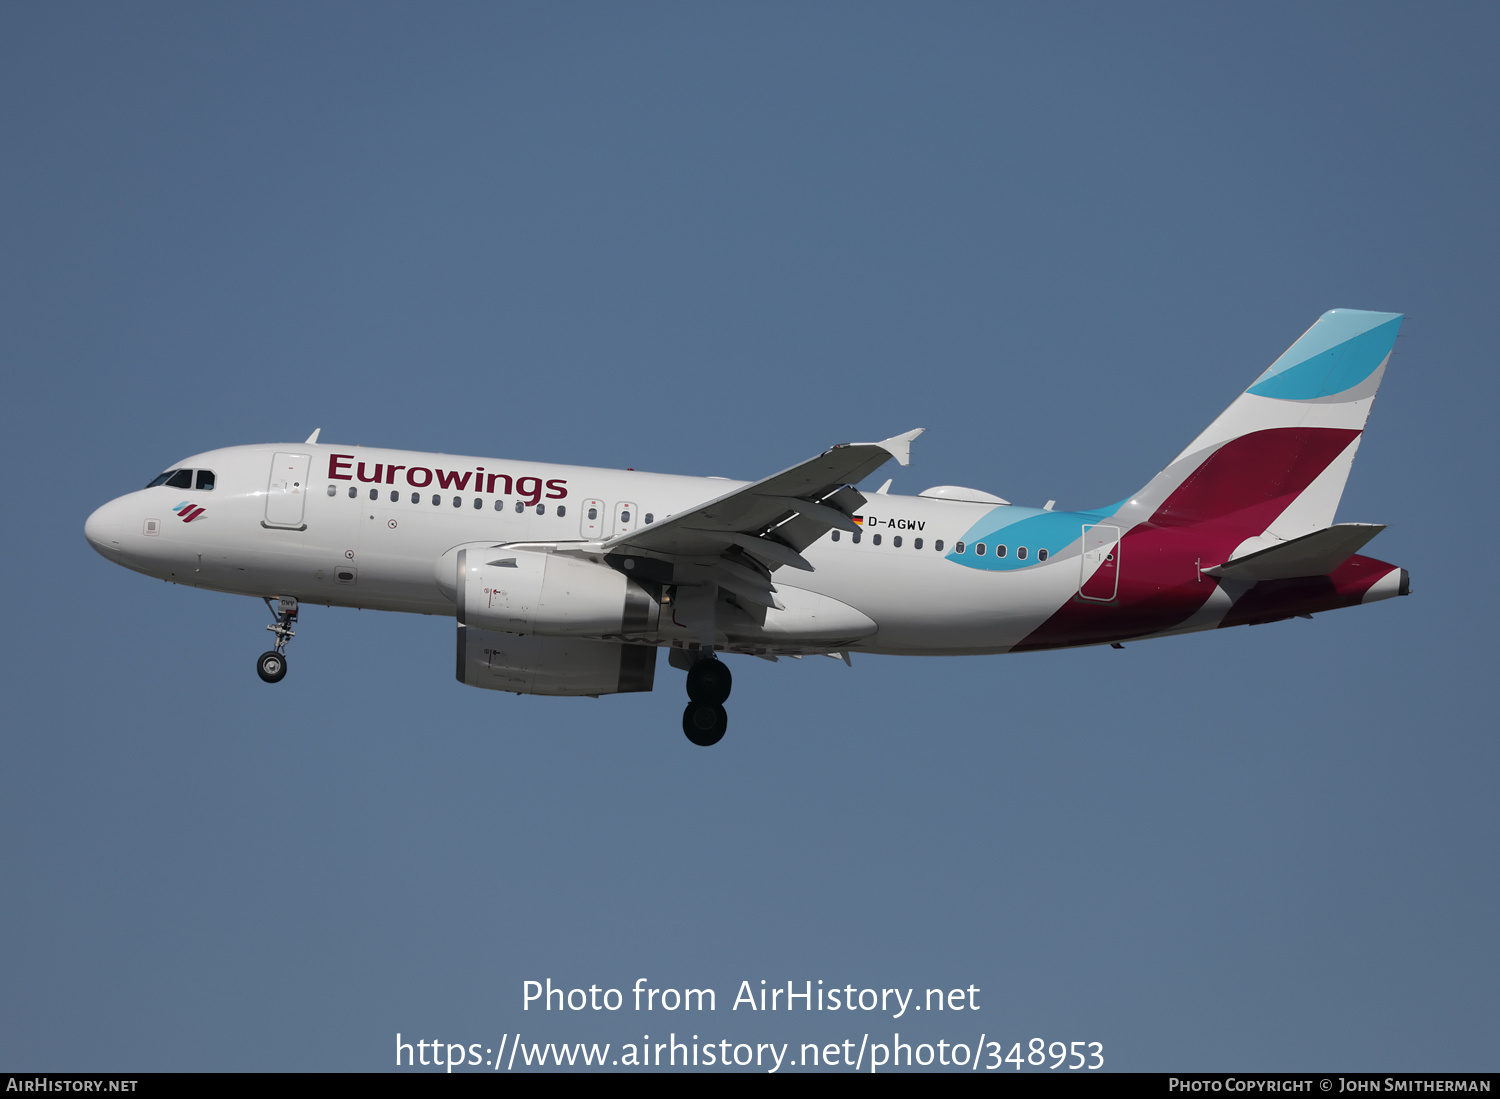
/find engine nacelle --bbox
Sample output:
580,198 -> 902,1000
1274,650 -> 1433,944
454,547 -> 660,639
457,626 -> 657,696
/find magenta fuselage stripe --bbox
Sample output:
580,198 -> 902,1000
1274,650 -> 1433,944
1013,427 -> 1365,651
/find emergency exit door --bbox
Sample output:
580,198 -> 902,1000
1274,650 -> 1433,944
579,499 -> 605,539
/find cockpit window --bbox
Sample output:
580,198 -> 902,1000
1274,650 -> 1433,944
148,468 -> 216,490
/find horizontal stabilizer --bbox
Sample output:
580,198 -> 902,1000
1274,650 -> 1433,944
1204,523 -> 1386,582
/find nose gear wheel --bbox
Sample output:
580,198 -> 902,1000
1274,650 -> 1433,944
257,596 -> 298,684
257,650 -> 287,683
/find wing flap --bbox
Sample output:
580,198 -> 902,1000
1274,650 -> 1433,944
602,429 -> 923,564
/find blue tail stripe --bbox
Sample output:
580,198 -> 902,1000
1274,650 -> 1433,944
1248,312 -> 1401,400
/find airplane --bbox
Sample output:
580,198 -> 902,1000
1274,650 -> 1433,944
85,309 -> 1410,746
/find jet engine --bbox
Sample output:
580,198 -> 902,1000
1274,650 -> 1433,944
450,546 -> 660,639
456,626 -> 657,696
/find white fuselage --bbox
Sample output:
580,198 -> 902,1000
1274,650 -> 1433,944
84,442 -> 1102,657
84,311 -> 1414,707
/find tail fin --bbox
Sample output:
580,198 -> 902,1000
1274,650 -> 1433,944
1123,309 -> 1402,541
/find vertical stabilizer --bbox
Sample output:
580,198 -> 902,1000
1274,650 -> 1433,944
1121,309 -> 1402,542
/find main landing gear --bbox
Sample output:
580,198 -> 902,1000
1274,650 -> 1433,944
257,596 -> 297,684
682,655 -> 732,747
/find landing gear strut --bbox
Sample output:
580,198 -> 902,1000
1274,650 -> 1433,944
257,596 -> 297,684
682,655 -> 731,746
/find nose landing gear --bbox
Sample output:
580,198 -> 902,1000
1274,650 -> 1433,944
257,596 -> 297,683
682,655 -> 731,746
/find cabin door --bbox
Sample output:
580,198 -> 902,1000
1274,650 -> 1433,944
264,453 -> 312,529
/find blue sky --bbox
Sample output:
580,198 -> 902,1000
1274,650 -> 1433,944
2,3 -> 1496,1072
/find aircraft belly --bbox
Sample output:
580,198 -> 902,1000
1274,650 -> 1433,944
718,584 -> 876,647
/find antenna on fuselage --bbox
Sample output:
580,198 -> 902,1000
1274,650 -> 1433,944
304,429 -> 321,444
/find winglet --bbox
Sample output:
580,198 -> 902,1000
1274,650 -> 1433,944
304,429 -> 321,444
867,427 -> 924,467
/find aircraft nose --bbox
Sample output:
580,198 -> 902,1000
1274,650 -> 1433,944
84,499 -> 124,562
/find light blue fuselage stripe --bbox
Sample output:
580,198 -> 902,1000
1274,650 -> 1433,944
945,505 -> 1116,571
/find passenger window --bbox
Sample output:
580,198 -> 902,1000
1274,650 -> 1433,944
1018,546 -> 1028,560
348,486 -> 357,499
914,537 -> 923,549
326,485 -> 336,497
146,471 -> 175,488
390,491 -> 399,503
1038,548 -> 1049,561
588,507 -> 598,520
894,535 -> 903,547
167,469 -> 193,489
431,494 -> 440,505
852,531 -> 862,544
474,498 -> 482,509
452,496 -> 461,508
515,501 -> 524,513
536,504 -> 546,515
412,493 -> 420,504
831,530 -> 840,542
369,488 -> 379,501
935,540 -> 944,552
195,470 -> 215,491
621,510 -> 631,523
955,541 -> 965,554
557,506 -> 566,518
494,500 -> 504,511
873,534 -> 882,545
997,545 -> 1007,558
643,513 -> 652,524
976,543 -> 986,555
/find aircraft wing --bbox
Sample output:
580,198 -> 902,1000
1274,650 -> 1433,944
601,428 -> 924,574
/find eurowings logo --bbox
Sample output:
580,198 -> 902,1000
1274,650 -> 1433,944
172,501 -> 206,523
